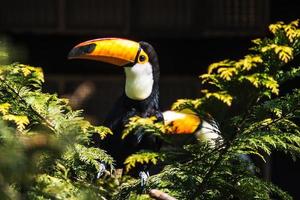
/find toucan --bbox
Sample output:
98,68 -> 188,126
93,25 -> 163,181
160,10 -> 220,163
163,110 -> 223,148
68,38 -> 163,183
163,110 -> 254,174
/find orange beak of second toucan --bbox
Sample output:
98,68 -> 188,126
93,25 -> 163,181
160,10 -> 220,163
68,38 -> 141,66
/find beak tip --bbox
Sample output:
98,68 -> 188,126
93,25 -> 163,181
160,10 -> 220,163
67,43 -> 96,60
67,49 -> 76,59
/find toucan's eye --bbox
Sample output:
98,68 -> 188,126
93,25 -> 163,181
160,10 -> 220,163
139,55 -> 146,62
137,49 -> 148,64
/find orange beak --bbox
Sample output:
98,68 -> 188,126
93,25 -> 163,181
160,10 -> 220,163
68,38 -> 140,66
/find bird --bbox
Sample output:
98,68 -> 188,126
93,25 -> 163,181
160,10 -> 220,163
163,109 -> 254,173
68,38 -> 163,185
162,109 -> 223,148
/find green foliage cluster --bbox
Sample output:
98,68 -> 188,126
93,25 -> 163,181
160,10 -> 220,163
0,63 -> 115,199
119,20 -> 300,199
0,20 -> 299,200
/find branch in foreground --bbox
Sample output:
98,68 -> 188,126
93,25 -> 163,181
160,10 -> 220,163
149,189 -> 177,200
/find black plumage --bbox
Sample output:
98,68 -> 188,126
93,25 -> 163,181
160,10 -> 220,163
100,42 -> 163,167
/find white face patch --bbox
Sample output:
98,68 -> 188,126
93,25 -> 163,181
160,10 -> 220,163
124,62 -> 154,100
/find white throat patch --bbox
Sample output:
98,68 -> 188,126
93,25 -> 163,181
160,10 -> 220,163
124,62 -> 154,100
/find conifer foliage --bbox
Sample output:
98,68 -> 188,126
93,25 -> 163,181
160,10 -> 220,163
0,63 -> 114,198
0,20 -> 299,199
119,20 -> 300,199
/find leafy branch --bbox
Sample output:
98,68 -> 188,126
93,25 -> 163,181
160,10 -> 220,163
119,20 -> 300,200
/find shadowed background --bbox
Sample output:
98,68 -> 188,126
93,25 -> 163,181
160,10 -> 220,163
0,0 -> 299,198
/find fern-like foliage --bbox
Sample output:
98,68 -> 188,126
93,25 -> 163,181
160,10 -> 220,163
124,151 -> 164,173
0,61 -> 115,199
119,20 -> 300,199
1,20 -> 299,200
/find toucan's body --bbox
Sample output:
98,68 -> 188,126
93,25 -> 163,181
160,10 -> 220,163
103,82 -> 163,167
163,110 -> 223,147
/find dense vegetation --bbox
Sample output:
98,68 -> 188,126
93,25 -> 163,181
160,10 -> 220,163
0,20 -> 299,199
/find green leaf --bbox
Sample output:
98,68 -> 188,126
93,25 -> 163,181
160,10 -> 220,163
2,114 -> 29,131
124,151 -> 164,172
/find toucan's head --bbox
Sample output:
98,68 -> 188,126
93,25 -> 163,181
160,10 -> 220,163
68,38 -> 159,101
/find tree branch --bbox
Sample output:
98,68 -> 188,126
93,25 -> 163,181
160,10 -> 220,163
149,189 -> 177,200
0,78 -> 56,132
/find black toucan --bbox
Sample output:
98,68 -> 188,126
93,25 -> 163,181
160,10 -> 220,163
68,38 -> 163,181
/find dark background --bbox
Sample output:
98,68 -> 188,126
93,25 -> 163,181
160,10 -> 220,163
0,0 -> 299,198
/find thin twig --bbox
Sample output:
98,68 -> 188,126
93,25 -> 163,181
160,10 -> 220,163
197,144 -> 230,194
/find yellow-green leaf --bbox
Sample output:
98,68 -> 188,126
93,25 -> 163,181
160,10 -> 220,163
244,75 -> 260,88
94,126 -> 113,140
124,152 -> 163,172
207,60 -> 233,74
122,116 -> 161,139
0,103 -> 11,115
217,67 -> 237,81
264,77 -> 279,95
261,44 -> 293,63
205,91 -> 233,106
3,114 -> 30,131
236,55 -> 263,71
278,46 -> 293,63
269,21 -> 284,33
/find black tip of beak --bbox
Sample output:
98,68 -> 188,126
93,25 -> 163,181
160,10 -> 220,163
68,43 -> 96,59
